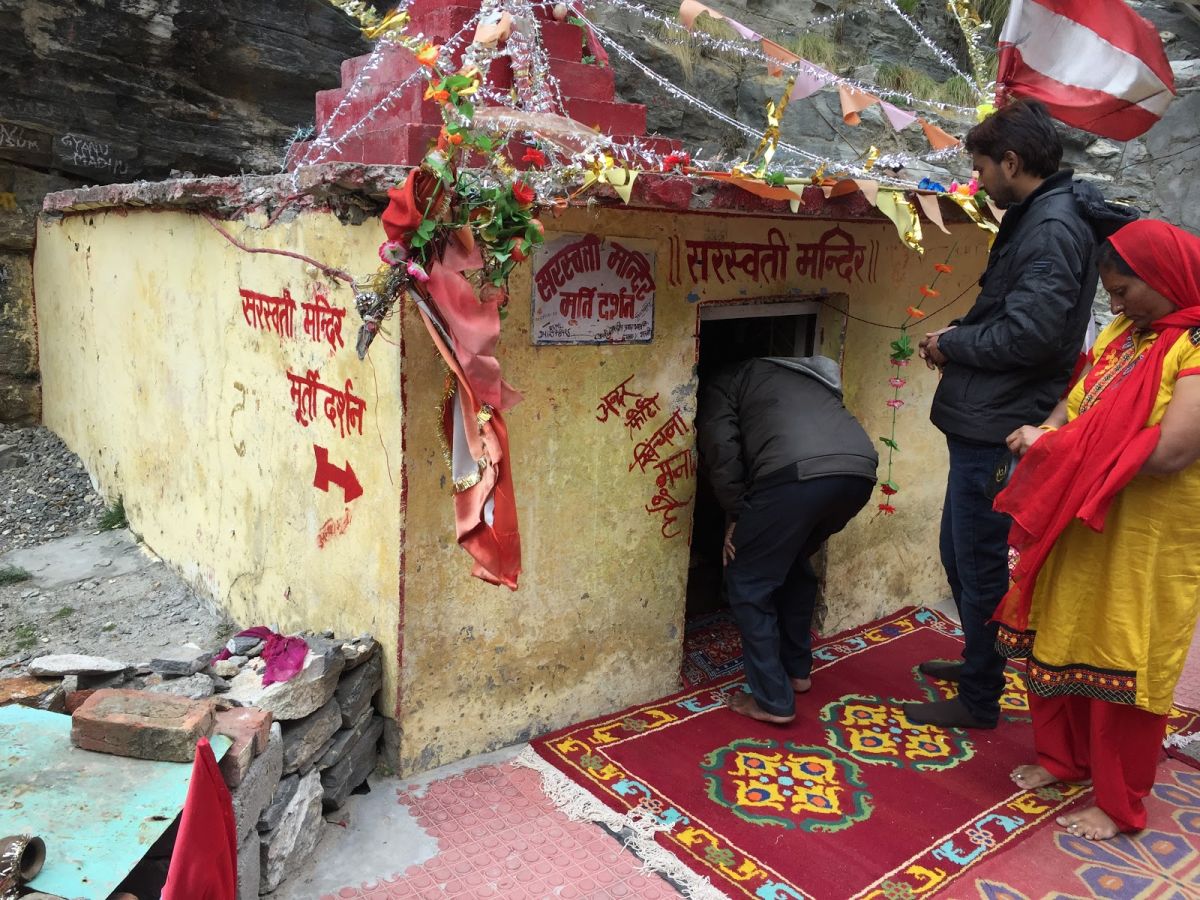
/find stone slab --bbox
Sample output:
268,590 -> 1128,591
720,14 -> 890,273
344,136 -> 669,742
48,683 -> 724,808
71,689 -> 214,763
146,672 -> 214,700
257,773 -> 299,834
236,829 -> 261,900
281,697 -> 341,775
316,706 -> 374,771
260,768 -> 324,893
339,636 -> 378,671
0,675 -> 66,712
29,654 -> 126,677
320,715 -> 382,810
223,651 -> 344,721
334,653 -> 380,727
148,646 -> 211,676
231,722 -> 283,841
302,733 -> 337,776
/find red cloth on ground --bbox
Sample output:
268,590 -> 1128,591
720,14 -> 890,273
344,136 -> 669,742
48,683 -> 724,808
161,738 -> 238,900
1030,692 -> 1168,831
994,219 -> 1200,629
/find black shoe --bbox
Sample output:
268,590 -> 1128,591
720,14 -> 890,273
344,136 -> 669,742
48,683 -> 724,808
902,698 -> 996,730
918,660 -> 965,682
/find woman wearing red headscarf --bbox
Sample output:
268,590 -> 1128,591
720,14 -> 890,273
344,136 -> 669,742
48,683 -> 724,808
993,218 -> 1200,840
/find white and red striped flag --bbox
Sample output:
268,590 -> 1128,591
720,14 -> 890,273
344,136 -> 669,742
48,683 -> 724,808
998,0 -> 1175,140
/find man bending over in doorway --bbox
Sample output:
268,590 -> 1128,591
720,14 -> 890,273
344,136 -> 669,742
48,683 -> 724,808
697,356 -> 878,723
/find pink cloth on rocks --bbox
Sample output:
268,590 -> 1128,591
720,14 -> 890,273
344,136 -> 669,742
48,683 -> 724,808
213,626 -> 309,686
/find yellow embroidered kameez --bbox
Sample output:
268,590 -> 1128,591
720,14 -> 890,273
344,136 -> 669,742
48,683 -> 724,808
1008,316 -> 1200,714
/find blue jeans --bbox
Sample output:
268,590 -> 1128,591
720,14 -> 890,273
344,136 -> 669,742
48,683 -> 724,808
940,437 -> 1013,725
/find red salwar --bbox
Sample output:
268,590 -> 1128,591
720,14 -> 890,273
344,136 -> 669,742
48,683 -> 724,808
1030,692 -> 1168,831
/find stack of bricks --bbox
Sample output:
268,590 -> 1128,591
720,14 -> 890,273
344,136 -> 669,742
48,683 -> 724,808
286,0 -> 679,169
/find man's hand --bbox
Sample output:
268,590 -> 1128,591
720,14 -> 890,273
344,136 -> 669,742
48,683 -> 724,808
918,326 -> 957,370
723,522 -> 736,567
1006,425 -> 1048,458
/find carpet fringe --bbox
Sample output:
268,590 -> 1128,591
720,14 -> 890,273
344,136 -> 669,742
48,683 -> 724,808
513,747 -> 730,900
1164,729 -> 1200,749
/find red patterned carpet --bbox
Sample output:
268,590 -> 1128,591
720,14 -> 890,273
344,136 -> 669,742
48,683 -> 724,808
681,611 -> 743,688
524,608 -> 1200,900
963,759 -> 1200,898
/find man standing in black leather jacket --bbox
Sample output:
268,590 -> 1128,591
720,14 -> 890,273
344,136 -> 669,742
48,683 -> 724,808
909,100 -> 1136,729
697,356 -> 877,724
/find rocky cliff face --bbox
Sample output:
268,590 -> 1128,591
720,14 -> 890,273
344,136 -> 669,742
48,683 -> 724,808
0,0 -> 368,422
593,0 -> 1199,229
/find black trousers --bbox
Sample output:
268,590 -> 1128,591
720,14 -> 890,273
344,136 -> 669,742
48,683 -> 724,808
725,475 -> 874,716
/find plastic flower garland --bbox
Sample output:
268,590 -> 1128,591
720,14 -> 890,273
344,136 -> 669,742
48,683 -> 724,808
877,252 -> 955,515
351,47 -> 546,357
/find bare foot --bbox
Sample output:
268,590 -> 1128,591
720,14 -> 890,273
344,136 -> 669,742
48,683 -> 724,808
1057,806 -> 1121,841
1011,764 -> 1058,789
791,677 -> 812,694
727,691 -> 795,724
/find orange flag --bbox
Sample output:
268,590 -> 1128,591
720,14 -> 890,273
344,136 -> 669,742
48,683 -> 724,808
920,118 -> 961,150
838,85 -> 880,125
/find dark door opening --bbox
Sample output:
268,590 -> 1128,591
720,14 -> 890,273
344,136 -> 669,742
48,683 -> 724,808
687,304 -> 817,621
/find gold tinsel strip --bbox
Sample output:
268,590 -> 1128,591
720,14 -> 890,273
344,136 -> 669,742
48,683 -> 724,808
326,0 -> 412,43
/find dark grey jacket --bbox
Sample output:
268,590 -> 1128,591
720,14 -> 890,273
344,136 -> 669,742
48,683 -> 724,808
697,357 -> 878,518
932,170 -> 1137,445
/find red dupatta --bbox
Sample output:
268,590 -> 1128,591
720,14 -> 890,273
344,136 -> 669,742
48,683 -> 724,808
993,219 -> 1200,630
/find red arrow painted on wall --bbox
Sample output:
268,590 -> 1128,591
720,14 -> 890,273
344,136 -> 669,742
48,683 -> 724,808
313,444 -> 363,504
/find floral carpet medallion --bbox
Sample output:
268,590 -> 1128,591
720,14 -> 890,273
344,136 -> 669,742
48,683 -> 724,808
821,694 -> 974,772
528,608 -> 1200,899
701,739 -> 872,832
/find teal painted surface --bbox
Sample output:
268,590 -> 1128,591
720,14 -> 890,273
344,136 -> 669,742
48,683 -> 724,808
0,705 -> 230,900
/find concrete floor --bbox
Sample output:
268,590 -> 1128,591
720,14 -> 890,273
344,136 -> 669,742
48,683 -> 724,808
275,747 -> 519,899
276,745 -> 682,900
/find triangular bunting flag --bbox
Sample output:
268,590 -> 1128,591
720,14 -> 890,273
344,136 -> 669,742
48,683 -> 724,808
920,118 -> 961,150
915,193 -> 951,235
839,85 -> 880,125
880,101 -> 919,131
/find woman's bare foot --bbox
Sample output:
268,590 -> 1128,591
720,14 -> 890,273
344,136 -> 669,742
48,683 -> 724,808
1011,765 -> 1092,791
791,677 -> 812,694
1057,806 -> 1121,841
1011,764 -> 1058,789
727,691 -> 795,724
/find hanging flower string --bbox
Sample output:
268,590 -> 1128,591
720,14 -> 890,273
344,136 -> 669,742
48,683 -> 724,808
877,248 -> 958,515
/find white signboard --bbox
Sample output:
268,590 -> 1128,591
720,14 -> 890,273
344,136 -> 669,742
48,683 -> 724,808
531,233 -> 656,345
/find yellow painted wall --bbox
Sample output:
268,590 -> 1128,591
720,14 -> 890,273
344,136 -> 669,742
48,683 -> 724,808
33,210 -> 404,711
34,199 -> 988,775
397,205 -> 988,772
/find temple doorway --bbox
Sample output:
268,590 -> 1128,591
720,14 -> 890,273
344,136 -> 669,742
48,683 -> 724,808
686,300 -> 819,622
